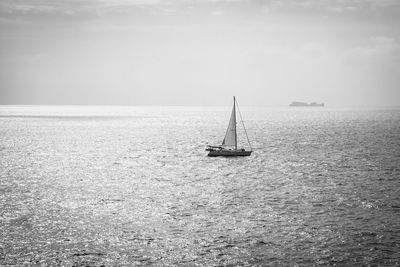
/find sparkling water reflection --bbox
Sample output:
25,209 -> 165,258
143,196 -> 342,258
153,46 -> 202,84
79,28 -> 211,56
0,106 -> 399,266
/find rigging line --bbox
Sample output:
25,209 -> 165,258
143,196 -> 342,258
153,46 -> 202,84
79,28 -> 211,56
235,99 -> 253,151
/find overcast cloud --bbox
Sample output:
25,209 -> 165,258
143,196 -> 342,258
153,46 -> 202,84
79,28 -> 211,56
0,0 -> 399,106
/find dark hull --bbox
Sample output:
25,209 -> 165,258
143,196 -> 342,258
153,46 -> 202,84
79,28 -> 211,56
208,150 -> 252,157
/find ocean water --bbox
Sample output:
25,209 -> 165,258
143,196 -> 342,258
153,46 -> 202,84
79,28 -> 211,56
0,105 -> 399,266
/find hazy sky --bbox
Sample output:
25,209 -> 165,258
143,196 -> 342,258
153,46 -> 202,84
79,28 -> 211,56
0,0 -> 399,106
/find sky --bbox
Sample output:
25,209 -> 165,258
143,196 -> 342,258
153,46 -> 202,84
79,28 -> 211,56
0,0 -> 399,106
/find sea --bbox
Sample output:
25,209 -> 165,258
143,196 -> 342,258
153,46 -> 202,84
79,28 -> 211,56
0,105 -> 399,266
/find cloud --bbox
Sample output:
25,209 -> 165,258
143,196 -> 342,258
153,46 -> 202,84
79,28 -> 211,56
351,36 -> 400,61
1,0 -> 400,22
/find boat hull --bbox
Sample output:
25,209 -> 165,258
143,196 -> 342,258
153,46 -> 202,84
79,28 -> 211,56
208,150 -> 252,157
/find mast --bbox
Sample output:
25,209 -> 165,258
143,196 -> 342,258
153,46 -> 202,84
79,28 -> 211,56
233,96 -> 237,151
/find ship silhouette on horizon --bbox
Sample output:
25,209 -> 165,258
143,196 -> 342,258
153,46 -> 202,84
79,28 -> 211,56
289,101 -> 324,107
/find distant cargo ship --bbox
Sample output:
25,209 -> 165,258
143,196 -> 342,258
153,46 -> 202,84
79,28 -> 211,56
289,101 -> 324,107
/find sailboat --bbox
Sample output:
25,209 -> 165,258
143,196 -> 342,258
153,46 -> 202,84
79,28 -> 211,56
206,96 -> 253,157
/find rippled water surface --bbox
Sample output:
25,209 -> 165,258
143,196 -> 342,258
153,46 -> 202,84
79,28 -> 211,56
1,105 -> 399,266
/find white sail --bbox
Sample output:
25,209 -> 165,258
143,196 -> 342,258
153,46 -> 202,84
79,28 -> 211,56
222,101 -> 236,147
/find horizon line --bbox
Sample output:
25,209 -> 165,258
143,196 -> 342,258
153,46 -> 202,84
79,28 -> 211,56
1,104 -> 400,108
